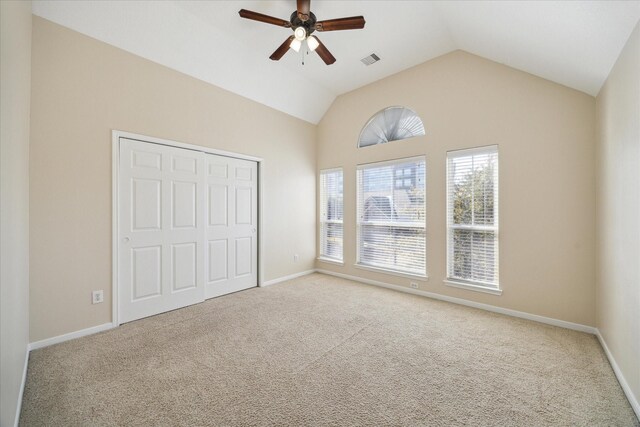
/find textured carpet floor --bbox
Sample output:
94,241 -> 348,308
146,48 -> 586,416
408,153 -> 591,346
21,273 -> 638,426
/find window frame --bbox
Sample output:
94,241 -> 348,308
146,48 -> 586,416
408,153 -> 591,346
445,145 -> 500,295
318,167 -> 344,264
356,156 -> 427,278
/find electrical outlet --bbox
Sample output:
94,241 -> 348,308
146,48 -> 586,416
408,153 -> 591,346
294,254 -> 299,262
410,282 -> 419,289
92,290 -> 104,304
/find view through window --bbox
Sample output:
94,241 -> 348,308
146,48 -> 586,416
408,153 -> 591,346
356,157 -> 426,276
446,146 -> 499,289
319,168 -> 344,261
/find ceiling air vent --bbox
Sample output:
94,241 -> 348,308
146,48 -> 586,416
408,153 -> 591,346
360,53 -> 380,66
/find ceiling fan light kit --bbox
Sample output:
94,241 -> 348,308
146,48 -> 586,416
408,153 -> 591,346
294,26 -> 307,41
307,36 -> 319,52
290,38 -> 302,53
238,0 -> 365,65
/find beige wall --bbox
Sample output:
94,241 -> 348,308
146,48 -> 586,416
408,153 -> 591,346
596,21 -> 640,412
316,50 -> 596,326
30,17 -> 316,342
1,1 -> 32,426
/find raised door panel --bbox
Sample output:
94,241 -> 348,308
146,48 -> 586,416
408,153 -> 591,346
235,166 -> 252,181
171,243 -> 197,291
132,150 -> 161,170
235,187 -> 252,225
172,156 -> 198,174
235,237 -> 252,277
209,163 -> 228,179
132,179 -> 161,231
172,181 -> 197,229
131,246 -> 162,300
209,185 -> 228,226
208,239 -> 228,283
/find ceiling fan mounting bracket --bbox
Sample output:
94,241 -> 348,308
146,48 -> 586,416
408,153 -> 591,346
290,11 -> 317,36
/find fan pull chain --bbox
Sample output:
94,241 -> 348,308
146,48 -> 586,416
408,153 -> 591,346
301,41 -> 310,65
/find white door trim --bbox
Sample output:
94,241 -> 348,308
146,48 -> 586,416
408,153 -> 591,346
112,130 -> 265,326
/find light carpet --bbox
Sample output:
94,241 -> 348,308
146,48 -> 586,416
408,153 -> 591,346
20,273 -> 638,426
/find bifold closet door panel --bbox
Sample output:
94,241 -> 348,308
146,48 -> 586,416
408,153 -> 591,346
205,155 -> 258,299
118,138 -> 206,323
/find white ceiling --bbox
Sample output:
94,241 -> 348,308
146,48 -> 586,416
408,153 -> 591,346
32,1 -> 640,124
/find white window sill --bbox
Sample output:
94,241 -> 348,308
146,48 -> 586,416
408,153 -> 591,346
355,263 -> 428,281
444,279 -> 502,296
317,257 -> 344,266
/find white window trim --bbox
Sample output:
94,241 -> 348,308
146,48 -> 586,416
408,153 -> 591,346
447,145 -> 498,158
444,279 -> 502,296
356,155 -> 426,169
356,155 -> 427,277
445,145 -> 499,291
319,167 -> 344,262
355,263 -> 428,280
317,257 -> 344,266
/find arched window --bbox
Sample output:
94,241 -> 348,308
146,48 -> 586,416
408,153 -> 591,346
358,106 -> 425,148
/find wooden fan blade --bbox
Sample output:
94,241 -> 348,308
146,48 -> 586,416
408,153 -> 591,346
239,9 -> 291,27
270,36 -> 295,61
297,0 -> 310,22
315,16 -> 366,32
313,37 -> 336,65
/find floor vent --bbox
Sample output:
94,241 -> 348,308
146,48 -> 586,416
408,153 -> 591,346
361,53 -> 380,66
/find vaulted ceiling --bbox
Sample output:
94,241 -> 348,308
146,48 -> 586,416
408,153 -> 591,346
32,1 -> 640,124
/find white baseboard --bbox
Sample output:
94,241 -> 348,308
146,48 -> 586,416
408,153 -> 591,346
29,322 -> 115,351
315,269 -> 597,334
13,345 -> 29,427
596,329 -> 640,420
260,269 -> 316,287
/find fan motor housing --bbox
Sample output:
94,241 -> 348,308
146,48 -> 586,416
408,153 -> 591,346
290,11 -> 317,36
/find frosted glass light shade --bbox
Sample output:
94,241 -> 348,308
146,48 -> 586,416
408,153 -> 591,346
307,36 -> 319,51
290,38 -> 302,52
294,27 -> 306,41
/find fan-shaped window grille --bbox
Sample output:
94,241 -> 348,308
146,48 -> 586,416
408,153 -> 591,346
358,106 -> 425,148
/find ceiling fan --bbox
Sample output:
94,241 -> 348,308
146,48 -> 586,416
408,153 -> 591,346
238,0 -> 365,65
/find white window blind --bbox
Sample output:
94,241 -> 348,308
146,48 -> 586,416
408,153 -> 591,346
319,169 -> 343,261
357,157 -> 426,276
446,146 -> 499,289
358,106 -> 425,148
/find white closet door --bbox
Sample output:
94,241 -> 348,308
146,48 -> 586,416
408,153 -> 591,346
205,155 -> 258,299
119,138 -> 205,323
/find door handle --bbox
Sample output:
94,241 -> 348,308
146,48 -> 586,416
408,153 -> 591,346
252,228 -> 257,233
123,237 -> 130,243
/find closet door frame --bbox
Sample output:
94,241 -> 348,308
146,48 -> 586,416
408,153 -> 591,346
111,130 -> 264,326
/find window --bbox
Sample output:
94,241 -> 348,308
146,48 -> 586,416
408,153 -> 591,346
358,106 -> 425,148
446,146 -> 499,291
319,168 -> 344,262
357,157 -> 426,276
